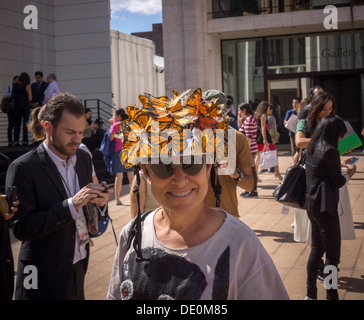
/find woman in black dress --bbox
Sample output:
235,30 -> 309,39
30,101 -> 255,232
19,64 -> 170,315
9,72 -> 32,146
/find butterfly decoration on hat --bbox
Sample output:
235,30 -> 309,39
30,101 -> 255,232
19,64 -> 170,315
116,88 -> 231,169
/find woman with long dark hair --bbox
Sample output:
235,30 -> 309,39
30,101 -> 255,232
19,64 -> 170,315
254,101 -> 283,181
295,91 -> 336,149
304,115 -> 356,300
83,108 -> 94,138
9,72 -> 32,146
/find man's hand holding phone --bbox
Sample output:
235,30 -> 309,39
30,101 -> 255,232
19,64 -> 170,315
72,182 -> 112,211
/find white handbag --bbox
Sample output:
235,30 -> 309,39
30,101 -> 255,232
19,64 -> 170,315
259,145 -> 278,169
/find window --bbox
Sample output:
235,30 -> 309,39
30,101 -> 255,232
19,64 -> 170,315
222,39 -> 264,105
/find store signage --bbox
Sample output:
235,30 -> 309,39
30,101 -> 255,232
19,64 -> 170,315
321,47 -> 364,59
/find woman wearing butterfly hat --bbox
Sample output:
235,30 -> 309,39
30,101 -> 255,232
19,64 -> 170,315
107,89 -> 288,300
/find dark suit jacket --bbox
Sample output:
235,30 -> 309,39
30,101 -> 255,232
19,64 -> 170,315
0,215 -> 14,300
31,81 -> 48,106
5,143 -> 96,299
305,145 -> 347,216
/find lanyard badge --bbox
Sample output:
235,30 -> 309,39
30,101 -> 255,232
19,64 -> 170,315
75,216 -> 92,245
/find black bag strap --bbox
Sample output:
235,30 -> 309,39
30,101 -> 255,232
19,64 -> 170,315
298,151 -> 306,166
126,167 -> 151,262
294,149 -> 306,166
126,210 -> 152,256
210,166 -> 222,207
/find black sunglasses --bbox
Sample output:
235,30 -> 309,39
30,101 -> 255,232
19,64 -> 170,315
147,158 -> 205,179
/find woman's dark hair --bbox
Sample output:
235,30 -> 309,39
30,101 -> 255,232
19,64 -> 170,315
306,92 -> 335,137
297,98 -> 309,116
115,107 -> 128,121
306,115 -> 347,155
308,85 -> 323,101
18,72 -> 30,86
85,108 -> 92,125
254,101 -> 271,120
238,103 -> 254,116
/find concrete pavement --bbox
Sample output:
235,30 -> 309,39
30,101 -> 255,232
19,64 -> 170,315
10,151 -> 364,300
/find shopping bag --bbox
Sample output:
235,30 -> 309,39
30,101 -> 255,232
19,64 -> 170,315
273,154 -> 306,209
338,183 -> 356,240
259,145 -> 278,170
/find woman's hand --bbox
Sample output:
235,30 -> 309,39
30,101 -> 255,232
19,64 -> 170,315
346,164 -> 356,178
1,194 -> 19,220
342,156 -> 355,167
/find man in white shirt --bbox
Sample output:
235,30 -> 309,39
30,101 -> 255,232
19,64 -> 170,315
6,93 -> 112,300
42,73 -> 60,105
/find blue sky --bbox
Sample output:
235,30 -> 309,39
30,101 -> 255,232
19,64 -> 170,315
110,0 -> 162,34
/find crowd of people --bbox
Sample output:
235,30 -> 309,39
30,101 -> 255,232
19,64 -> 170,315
2,71 -> 60,147
0,83 -> 360,301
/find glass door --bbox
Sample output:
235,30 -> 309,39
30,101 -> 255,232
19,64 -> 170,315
268,79 -> 299,144
315,74 -> 362,135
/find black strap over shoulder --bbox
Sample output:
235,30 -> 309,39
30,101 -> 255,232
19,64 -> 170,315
210,166 -> 222,207
295,150 -> 306,166
126,210 -> 152,252
126,167 -> 151,262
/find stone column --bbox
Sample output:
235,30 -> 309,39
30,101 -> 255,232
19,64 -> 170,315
162,0 -> 208,94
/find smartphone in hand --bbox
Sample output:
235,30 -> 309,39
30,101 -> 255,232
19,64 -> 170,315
348,156 -> 359,165
103,183 -> 114,192
7,186 -> 17,210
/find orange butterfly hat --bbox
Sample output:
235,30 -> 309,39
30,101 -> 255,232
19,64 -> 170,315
118,88 -> 231,168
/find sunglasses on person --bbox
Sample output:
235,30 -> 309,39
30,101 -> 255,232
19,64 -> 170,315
146,158 -> 206,179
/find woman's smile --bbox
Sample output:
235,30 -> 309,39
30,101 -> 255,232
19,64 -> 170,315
168,189 -> 194,197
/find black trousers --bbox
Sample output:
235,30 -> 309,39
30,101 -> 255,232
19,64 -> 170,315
7,109 -> 29,144
63,259 -> 87,300
251,152 -> 258,190
306,210 -> 341,299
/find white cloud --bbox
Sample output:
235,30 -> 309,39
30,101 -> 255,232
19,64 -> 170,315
111,0 -> 162,15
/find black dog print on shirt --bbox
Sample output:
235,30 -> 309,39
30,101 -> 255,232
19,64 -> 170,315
119,246 -> 230,300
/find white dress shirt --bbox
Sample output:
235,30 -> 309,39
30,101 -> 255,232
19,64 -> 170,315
43,141 -> 87,263
43,80 -> 60,104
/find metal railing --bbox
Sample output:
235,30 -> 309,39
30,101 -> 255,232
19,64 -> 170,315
208,0 -> 364,19
84,99 -> 114,130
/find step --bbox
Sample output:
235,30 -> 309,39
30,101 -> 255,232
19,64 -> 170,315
0,145 -> 34,160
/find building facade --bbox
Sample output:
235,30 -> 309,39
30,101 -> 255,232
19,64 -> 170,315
0,1 -> 165,146
110,29 -> 165,109
0,0 -> 112,103
132,23 -> 164,57
162,0 -> 364,143
0,0 -> 112,145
